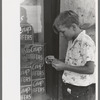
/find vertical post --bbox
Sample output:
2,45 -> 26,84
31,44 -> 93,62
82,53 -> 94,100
44,0 -> 60,99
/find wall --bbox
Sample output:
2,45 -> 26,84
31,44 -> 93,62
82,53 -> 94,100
60,0 -> 95,28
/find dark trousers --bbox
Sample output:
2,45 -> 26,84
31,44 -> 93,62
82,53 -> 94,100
62,82 -> 95,100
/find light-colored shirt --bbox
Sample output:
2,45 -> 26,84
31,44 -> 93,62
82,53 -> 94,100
62,30 -> 96,86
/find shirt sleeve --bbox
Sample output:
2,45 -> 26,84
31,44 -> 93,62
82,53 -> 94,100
81,40 -> 95,63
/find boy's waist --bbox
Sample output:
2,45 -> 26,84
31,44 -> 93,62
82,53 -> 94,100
63,82 -> 95,89
62,71 -> 95,86
62,82 -> 95,97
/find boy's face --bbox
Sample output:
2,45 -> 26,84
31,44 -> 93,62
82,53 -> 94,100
58,25 -> 75,41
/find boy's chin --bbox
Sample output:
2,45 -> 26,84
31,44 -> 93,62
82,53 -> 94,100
66,38 -> 71,41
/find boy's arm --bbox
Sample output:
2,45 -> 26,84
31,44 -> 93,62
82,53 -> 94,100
52,59 -> 95,74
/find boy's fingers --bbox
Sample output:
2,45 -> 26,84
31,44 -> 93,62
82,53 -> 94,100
52,63 -> 56,68
47,56 -> 54,59
45,56 -> 54,60
52,59 -> 60,64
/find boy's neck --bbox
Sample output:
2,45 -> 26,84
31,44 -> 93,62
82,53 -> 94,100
72,29 -> 83,42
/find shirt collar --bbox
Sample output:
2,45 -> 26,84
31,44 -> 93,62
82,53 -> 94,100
69,30 -> 86,47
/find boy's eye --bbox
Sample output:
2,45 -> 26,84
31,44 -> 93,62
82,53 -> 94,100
59,31 -> 65,34
59,31 -> 65,36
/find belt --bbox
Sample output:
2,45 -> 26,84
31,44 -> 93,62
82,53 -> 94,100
62,83 -> 95,98
63,82 -> 95,88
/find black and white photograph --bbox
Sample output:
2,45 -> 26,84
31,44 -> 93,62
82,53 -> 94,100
2,0 -> 98,100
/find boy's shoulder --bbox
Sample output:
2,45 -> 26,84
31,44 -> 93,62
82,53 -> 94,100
77,30 -> 95,46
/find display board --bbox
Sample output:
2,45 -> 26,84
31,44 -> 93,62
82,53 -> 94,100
21,44 -> 46,100
20,0 -> 45,99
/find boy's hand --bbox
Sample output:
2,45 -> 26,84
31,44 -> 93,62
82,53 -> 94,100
52,59 -> 66,71
45,55 -> 68,71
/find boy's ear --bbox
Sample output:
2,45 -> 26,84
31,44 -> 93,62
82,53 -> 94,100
71,23 -> 77,31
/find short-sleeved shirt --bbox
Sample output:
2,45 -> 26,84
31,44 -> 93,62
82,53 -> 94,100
62,30 -> 96,86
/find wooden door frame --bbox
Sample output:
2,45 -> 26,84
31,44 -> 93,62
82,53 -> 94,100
44,0 -> 60,99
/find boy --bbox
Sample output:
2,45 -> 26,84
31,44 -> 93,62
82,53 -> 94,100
46,10 -> 96,100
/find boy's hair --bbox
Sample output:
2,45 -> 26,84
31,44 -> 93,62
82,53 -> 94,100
53,10 -> 80,32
